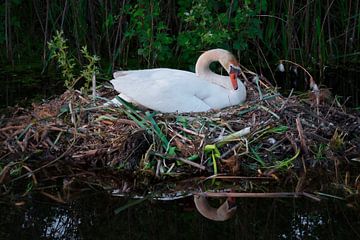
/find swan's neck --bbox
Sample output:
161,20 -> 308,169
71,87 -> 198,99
195,49 -> 232,89
194,195 -> 236,221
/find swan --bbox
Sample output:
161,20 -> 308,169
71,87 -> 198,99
110,49 -> 246,113
194,194 -> 237,221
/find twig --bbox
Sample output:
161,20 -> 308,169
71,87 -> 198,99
176,158 -> 205,170
168,127 -> 192,143
92,72 -> 96,103
22,165 -> 38,185
196,191 -> 304,198
220,138 -> 249,159
10,139 -> 76,183
174,126 -> 206,138
280,88 -> 294,111
220,142 -> 242,159
41,191 -> 66,204
253,75 -> 263,100
0,163 -> 14,184
296,116 -> 309,155
203,175 -> 275,180
0,125 -> 23,131
258,105 -> 280,120
152,152 -> 205,170
302,192 -> 321,202
155,159 -> 161,178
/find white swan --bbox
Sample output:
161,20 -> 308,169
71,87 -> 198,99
110,49 -> 246,113
194,195 -> 237,221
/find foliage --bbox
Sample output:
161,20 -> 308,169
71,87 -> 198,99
80,46 -> 100,91
177,0 -> 264,67
313,144 -> 327,161
204,144 -> 220,175
1,0 -> 360,73
48,31 -> 76,89
125,1 -> 173,67
48,31 -> 99,91
329,129 -> 346,152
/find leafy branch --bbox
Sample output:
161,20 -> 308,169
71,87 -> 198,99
48,31 -> 100,91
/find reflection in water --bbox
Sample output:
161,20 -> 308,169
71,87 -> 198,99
193,195 -> 237,221
43,208 -> 79,239
1,194 -> 359,240
286,213 -> 325,240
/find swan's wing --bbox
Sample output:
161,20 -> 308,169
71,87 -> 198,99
110,68 -> 214,113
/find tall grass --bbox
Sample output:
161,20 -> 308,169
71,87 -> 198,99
1,0 -> 359,75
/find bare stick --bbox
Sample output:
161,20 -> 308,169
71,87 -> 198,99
176,158 -> 206,170
92,72 -> 96,103
296,117 -> 309,155
196,191 -> 303,198
152,152 -> 205,170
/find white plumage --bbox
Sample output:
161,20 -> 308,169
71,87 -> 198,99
110,49 -> 246,113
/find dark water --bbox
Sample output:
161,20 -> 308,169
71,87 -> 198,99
0,194 -> 359,240
0,67 -> 63,110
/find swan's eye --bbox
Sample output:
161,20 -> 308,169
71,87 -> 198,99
229,65 -> 241,76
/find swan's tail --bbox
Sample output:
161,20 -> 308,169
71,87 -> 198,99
113,71 -> 127,78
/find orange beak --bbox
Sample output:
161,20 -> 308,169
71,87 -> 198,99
230,73 -> 238,90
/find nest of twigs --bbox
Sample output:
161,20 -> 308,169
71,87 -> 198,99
0,73 -> 359,203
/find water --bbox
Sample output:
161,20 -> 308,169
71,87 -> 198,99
0,193 -> 359,240
0,66 -> 63,110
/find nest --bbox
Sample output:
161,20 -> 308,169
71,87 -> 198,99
0,75 -> 359,204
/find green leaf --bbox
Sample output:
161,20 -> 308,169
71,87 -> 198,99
167,146 -> 177,156
204,144 -> 220,178
204,144 -> 220,158
187,154 -> 199,161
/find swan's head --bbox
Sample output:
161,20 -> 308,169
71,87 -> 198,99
195,49 -> 243,91
229,64 -> 242,90
217,51 -> 242,90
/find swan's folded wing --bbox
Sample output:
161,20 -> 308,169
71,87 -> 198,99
110,69 -> 213,113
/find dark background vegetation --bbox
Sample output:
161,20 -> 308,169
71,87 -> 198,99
1,0 -> 360,105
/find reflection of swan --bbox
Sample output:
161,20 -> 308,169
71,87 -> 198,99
110,49 -> 246,113
194,195 -> 237,221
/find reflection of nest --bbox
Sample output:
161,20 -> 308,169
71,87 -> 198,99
0,76 -> 359,203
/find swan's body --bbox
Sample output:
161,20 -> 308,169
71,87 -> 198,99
194,195 -> 237,221
110,49 -> 246,113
